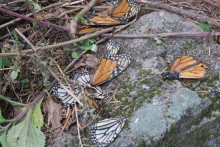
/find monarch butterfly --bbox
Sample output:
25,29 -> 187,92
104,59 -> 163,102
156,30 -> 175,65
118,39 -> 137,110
163,55 -> 208,80
90,118 -> 126,147
52,82 -> 81,106
73,71 -> 105,100
111,0 -> 140,20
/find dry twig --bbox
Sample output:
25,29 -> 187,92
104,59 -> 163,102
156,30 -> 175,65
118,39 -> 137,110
135,0 -> 220,27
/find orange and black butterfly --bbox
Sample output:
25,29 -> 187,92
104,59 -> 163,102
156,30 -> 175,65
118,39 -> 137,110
87,0 -> 139,26
163,55 -> 208,80
91,41 -> 131,86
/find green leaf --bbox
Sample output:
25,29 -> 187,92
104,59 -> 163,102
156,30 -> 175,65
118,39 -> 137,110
73,42 -> 78,46
2,57 -> 11,67
0,130 -> 8,147
199,23 -> 211,32
76,14 -> 85,22
28,0 -> 41,11
10,71 -> 18,80
64,47 -> 71,51
80,44 -> 92,51
30,99 -> 44,129
90,44 -> 97,52
71,51 -> 78,59
7,111 -> 45,147
21,79 -> 29,84
154,37 -> 163,45
0,110 -> 6,124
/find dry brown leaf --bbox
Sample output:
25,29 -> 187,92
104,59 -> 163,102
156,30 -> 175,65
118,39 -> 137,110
74,54 -> 98,70
47,97 -> 62,128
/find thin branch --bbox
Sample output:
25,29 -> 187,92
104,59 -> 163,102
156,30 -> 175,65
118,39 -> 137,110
135,0 -> 220,27
0,7 -> 70,32
48,68 -> 83,106
22,27 -> 114,53
75,104 -> 83,147
101,31 -> 220,39
0,2 -> 63,30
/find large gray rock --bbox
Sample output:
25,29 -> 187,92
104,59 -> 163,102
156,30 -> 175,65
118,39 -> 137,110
107,10 -> 220,146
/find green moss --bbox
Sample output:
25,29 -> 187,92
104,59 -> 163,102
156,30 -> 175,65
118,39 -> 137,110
167,139 -> 178,147
169,124 -> 177,134
137,140 -> 146,147
201,129 -> 211,143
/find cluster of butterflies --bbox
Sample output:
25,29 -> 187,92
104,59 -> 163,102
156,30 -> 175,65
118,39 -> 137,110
52,40 -> 131,146
51,52 -> 210,146
50,0 -> 214,146
77,0 -> 140,35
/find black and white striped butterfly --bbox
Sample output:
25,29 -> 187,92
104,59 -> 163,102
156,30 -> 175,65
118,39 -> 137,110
52,82 -> 81,106
90,118 -> 126,147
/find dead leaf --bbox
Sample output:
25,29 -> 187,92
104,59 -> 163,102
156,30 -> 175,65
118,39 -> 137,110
74,54 -> 98,70
46,97 -> 62,128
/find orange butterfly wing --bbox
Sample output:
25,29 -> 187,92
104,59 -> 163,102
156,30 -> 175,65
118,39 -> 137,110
92,54 -> 131,85
179,63 -> 208,78
92,58 -> 118,85
88,14 -> 123,25
170,56 -> 198,73
112,0 -> 131,18
77,26 -> 103,35
112,0 -> 139,19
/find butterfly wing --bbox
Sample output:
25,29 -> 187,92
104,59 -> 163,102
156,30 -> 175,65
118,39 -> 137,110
74,71 -> 106,99
170,55 -> 199,73
73,71 -> 92,87
88,13 -> 125,25
77,26 -> 103,35
178,63 -> 208,78
112,0 -> 140,19
90,118 -> 126,146
106,40 -> 120,55
52,82 -> 81,106
92,54 -> 132,85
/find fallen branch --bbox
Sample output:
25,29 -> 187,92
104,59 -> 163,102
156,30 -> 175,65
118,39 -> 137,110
22,27 -> 114,53
0,2 -> 63,30
0,7 -> 70,32
135,0 -> 220,28
101,31 -> 220,39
